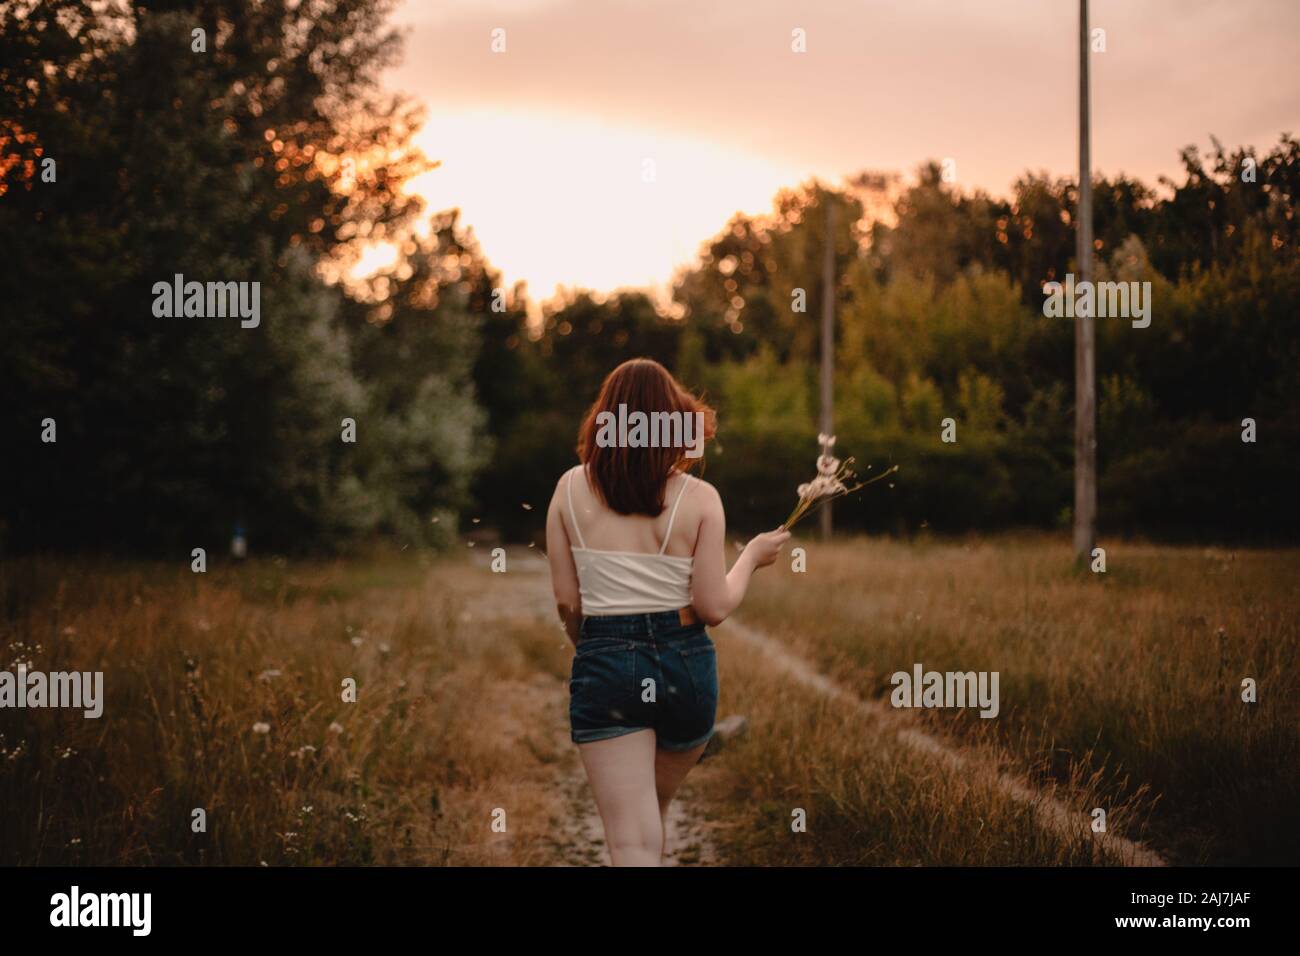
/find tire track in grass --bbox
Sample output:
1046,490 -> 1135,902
718,617 -> 1168,867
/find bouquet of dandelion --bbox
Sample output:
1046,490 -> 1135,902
780,434 -> 899,531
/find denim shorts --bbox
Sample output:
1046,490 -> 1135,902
569,610 -> 718,752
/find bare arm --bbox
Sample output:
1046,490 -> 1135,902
546,474 -> 582,645
690,481 -> 791,626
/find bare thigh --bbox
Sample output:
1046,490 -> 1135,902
577,730 -> 662,866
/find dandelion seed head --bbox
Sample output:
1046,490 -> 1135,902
816,455 -> 841,476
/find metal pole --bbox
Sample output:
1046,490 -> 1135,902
820,194 -> 835,541
1073,0 -> 1097,561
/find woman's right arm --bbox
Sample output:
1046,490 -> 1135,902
546,475 -> 583,645
690,481 -> 791,627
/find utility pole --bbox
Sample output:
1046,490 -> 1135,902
1073,0 -> 1098,561
820,194 -> 835,541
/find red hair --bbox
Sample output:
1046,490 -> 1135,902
576,358 -> 716,516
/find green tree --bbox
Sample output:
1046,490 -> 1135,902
0,0 -> 475,552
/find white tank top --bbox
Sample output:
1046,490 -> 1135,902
566,465 -> 695,615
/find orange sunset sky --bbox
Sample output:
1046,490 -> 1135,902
366,0 -> 1300,306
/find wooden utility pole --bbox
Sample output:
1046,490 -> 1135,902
1073,0 -> 1098,561
819,195 -> 836,541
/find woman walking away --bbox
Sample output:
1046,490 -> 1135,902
546,358 -> 790,866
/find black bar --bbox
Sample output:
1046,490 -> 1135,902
3,865 -> 1282,941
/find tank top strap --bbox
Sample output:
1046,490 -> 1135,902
566,466 -> 588,549
658,474 -> 693,555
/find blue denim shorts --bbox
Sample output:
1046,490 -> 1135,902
569,610 -> 718,751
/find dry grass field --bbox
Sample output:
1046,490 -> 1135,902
1,535 -> 1294,865
1,552 -> 578,865
737,535 -> 1300,865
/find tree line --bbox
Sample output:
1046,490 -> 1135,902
478,138 -> 1299,543
2,1 -> 1295,554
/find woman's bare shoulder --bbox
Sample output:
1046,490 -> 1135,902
548,464 -> 581,509
686,475 -> 723,512
555,463 -> 585,487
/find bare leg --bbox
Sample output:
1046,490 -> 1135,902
654,741 -> 708,860
577,730 -> 662,866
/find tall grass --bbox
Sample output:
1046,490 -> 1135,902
693,630 -> 1146,865
0,554 -> 573,865
736,534 -> 1300,864
4,537 -> 1291,866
